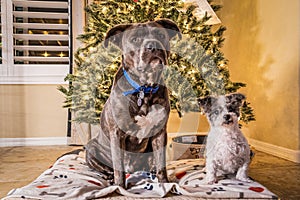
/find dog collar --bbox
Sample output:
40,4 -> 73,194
122,68 -> 159,106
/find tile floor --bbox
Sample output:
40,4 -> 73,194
0,145 -> 299,199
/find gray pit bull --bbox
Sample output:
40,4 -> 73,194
85,19 -> 181,188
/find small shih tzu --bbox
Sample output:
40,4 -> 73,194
198,93 -> 252,184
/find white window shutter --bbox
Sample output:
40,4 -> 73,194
1,0 -> 71,84
13,0 -> 69,64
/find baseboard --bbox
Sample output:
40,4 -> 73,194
0,137 -> 68,147
248,138 -> 300,163
2,137 -> 298,163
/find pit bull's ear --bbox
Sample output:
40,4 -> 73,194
198,96 -> 217,114
104,24 -> 132,48
226,93 -> 246,107
155,19 -> 182,40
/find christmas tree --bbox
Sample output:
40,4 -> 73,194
58,0 -> 255,125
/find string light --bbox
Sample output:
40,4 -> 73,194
83,95 -> 90,100
43,51 -> 49,57
102,7 -> 108,14
187,69 -> 196,75
110,64 -> 118,70
81,85 -> 88,90
88,46 -> 97,53
171,91 -> 178,96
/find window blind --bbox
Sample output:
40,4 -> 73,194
13,0 -> 69,64
0,0 -> 70,84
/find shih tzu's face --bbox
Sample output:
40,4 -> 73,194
198,93 -> 245,128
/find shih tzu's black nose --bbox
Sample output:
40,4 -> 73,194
223,114 -> 232,121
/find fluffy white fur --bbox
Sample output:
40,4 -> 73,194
201,94 -> 251,184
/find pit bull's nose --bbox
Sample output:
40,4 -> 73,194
145,41 -> 158,52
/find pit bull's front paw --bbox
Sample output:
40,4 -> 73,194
152,168 -> 168,183
157,174 -> 169,183
114,171 -> 126,188
115,181 -> 125,188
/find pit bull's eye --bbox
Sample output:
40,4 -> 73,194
157,33 -> 165,40
131,37 -> 141,44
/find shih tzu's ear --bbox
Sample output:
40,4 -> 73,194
198,96 -> 218,114
104,24 -> 132,49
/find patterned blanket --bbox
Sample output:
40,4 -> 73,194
4,152 -> 277,199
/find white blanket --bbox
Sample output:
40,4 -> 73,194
4,153 -> 277,199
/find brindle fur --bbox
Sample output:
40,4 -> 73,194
85,19 -> 181,188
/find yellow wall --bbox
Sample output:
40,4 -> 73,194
218,0 -> 299,150
0,85 -> 68,138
